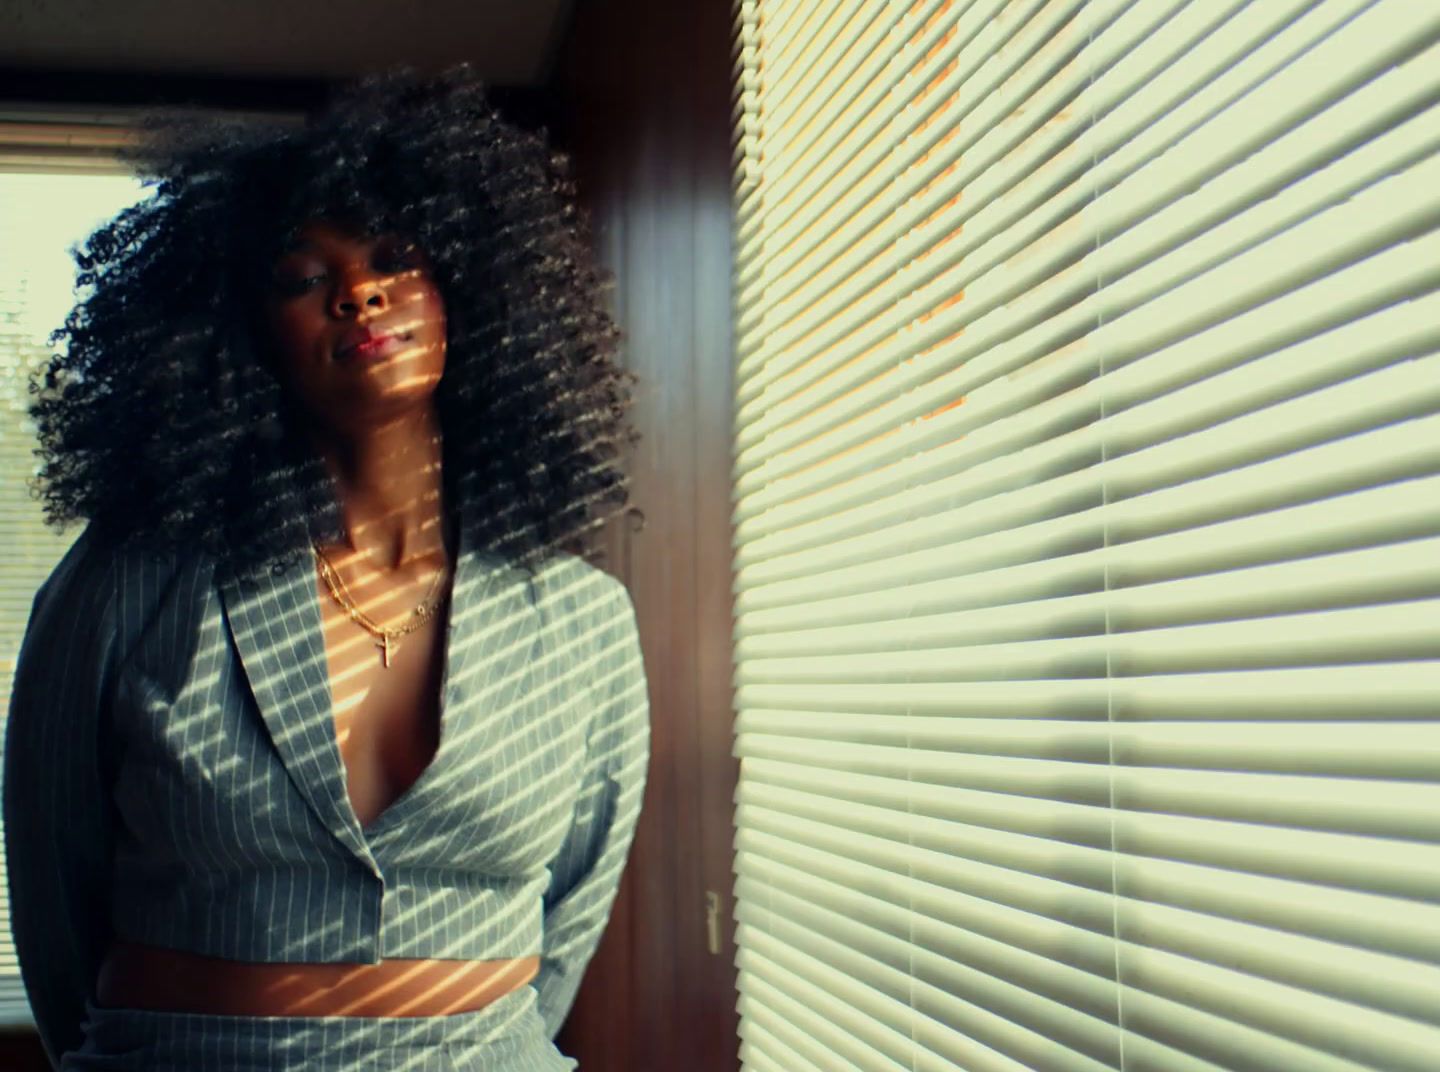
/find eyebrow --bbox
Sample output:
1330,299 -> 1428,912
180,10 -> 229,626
275,235 -> 328,256
278,232 -> 401,256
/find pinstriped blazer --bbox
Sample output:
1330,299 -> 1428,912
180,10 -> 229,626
3,509 -> 650,1070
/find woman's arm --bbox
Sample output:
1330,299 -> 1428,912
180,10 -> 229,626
3,525 -> 121,1070
534,573 -> 650,1041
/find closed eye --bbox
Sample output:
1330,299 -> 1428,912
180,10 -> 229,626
269,239 -> 428,299
271,273 -> 325,297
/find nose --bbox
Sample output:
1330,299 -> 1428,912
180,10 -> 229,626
330,273 -> 389,320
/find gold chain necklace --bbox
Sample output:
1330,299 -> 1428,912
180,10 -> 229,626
311,542 -> 450,668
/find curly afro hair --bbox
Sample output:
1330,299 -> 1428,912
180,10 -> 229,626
26,63 -> 641,588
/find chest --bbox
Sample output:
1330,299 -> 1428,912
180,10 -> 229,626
315,574 -> 450,831
110,553 -> 601,880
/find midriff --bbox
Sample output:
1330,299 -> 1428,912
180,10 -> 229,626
95,941 -> 540,1017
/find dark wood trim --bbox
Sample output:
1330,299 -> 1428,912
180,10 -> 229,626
545,0 -> 740,1068
0,1027 -> 47,1071
0,68 -> 557,132
0,68 -> 331,114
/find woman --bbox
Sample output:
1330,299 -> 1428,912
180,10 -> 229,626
4,65 -> 649,1071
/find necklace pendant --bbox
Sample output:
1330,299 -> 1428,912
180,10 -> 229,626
380,634 -> 392,668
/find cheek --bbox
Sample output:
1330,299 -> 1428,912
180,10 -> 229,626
398,274 -> 444,329
257,307 -> 325,392
415,289 -> 447,338
272,307 -> 334,366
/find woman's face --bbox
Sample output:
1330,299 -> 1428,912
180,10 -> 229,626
257,217 -> 448,437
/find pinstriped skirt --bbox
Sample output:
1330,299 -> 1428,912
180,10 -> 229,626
62,983 -> 578,1071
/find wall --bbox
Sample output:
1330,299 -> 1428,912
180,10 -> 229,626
545,0 -> 741,1069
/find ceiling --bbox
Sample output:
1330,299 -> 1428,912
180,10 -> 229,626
0,0 -> 575,87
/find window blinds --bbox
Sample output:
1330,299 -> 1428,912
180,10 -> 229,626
0,166 -> 149,1024
728,1 -> 1440,1070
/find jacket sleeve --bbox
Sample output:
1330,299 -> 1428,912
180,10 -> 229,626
534,572 -> 650,1040
3,525 -> 121,1070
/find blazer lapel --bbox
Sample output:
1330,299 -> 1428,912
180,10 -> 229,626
215,506 -> 513,869
218,547 -> 377,866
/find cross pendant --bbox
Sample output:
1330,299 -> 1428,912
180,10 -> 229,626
379,634 -> 392,668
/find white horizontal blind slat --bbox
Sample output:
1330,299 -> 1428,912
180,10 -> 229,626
738,907 -> 1122,1071
731,6 -> 1440,484
735,859 -> 1122,1020
732,0 -> 1440,1067
738,949 -> 919,1072
733,156 -> 1440,499
737,0 -> 1422,406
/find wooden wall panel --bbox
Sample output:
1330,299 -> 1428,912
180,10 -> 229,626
546,1 -> 741,1069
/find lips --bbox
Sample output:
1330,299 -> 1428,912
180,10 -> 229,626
334,326 -> 410,360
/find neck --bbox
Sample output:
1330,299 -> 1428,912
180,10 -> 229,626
308,407 -> 450,571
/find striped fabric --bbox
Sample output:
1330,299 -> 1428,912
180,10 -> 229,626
66,984 -> 578,1071
3,503 -> 650,1070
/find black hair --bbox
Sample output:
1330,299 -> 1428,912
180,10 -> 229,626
26,64 -> 640,587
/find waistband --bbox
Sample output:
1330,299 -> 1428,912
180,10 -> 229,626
75,982 -> 560,1068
